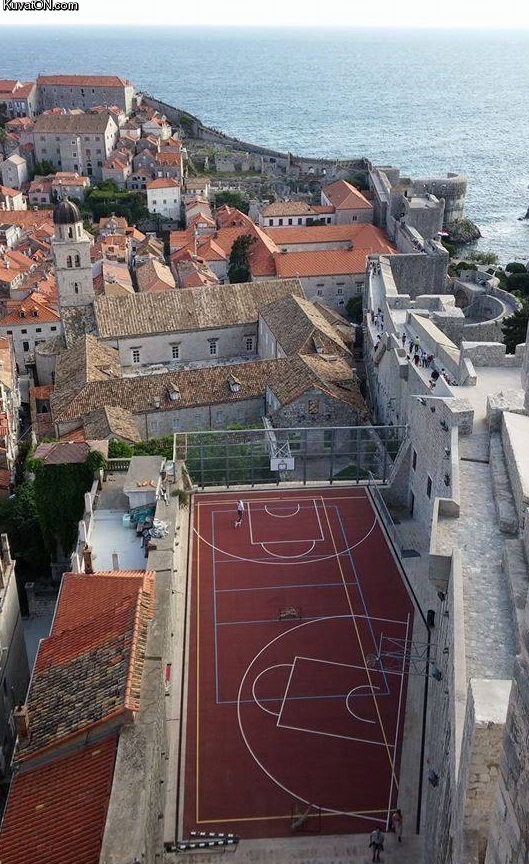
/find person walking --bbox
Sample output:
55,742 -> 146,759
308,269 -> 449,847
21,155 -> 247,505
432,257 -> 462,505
235,499 -> 244,528
369,827 -> 384,862
391,808 -> 403,842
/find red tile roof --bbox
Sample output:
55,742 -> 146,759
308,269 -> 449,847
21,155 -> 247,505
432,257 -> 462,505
265,223 -> 390,246
0,737 -> 117,864
37,74 -> 131,88
322,179 -> 373,210
17,569 -> 154,762
274,248 -> 377,278
147,177 -> 180,190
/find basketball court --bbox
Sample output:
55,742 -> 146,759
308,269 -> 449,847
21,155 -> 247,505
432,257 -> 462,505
180,487 -> 415,839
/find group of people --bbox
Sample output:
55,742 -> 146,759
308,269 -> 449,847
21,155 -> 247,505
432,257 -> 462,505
369,809 -> 402,861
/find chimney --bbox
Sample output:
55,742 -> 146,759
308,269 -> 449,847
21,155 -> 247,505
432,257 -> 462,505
14,704 -> 30,741
82,543 -> 94,574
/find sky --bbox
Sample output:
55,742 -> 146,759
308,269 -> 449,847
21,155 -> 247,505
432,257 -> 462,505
2,0 -> 529,28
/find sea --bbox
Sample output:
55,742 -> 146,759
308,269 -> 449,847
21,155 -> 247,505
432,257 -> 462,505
2,25 -> 529,265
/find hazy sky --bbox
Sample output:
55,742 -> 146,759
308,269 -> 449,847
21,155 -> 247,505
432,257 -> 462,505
2,0 -> 529,28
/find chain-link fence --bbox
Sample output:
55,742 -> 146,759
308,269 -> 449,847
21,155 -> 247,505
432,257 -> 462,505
177,424 -> 407,489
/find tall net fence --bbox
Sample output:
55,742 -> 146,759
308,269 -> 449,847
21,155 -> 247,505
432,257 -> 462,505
178,424 -> 407,489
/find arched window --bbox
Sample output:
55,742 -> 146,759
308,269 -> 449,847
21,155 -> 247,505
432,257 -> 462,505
66,255 -> 72,268
74,254 -> 81,268
68,227 -> 73,239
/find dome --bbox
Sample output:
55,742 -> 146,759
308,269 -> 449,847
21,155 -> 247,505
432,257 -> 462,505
53,198 -> 82,225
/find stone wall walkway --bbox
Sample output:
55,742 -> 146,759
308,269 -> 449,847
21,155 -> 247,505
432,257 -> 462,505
436,459 -> 517,679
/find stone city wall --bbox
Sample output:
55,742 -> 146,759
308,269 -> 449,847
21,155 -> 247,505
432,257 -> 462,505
484,654 -> 529,864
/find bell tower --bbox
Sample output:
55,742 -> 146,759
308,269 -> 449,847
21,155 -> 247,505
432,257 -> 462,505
52,198 -> 94,309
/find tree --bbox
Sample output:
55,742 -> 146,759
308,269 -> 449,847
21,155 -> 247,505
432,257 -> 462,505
346,295 -> 363,323
228,234 -> 256,283
505,262 -> 527,274
33,160 -> 56,176
215,190 -> 249,214
502,300 -> 529,354
28,450 -> 106,558
505,272 -> 529,296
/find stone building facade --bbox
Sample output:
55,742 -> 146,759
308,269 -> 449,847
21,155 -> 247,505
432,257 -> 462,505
37,74 -> 135,114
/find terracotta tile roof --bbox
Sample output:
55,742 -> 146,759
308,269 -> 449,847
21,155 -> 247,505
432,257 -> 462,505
261,200 -> 334,217
94,278 -> 303,337
136,259 -> 176,292
0,296 -> 61,327
322,179 -> 373,210
146,177 -> 180,190
155,151 -> 182,166
83,406 -> 141,442
37,74 -> 131,88
265,223 -> 389,246
18,569 -> 154,761
187,212 -> 215,230
0,184 -> 22,199
33,113 -> 115,134
259,294 -> 351,357
28,177 -> 53,195
98,214 -> 128,230
0,210 -> 54,229
0,737 -> 117,864
215,205 -> 254,229
274,247 -> 392,278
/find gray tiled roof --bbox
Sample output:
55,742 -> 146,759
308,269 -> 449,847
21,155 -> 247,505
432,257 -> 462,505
94,279 -> 304,338
259,294 -> 352,357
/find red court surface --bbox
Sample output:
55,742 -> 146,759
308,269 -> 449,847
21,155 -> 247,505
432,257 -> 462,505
181,487 -> 415,839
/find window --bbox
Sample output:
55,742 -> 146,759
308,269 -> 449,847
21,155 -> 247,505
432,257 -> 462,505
74,254 -> 80,268
41,148 -> 47,154
297,218 -> 302,225
278,218 -> 283,226
427,476 -> 432,498
131,348 -> 141,364
323,430 -> 333,449
316,289 -> 323,297
36,327 -> 42,333
336,287 -> 344,295
209,341 -> 218,356
215,410 -> 225,424
245,336 -> 254,352
22,341 -> 30,352
171,345 -> 180,360
412,449 -> 417,470
68,227 -> 73,239
21,329 -> 27,335
288,218 -> 292,225
6,331 -> 11,335
73,283 -> 79,294
308,399 -> 319,415
51,326 -> 57,332
171,417 -> 180,432
66,255 -> 72,268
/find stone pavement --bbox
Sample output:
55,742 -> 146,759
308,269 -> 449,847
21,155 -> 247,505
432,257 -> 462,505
165,831 -> 424,863
436,456 -> 517,679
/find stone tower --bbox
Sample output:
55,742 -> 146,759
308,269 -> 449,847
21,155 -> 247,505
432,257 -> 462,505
52,198 -> 94,309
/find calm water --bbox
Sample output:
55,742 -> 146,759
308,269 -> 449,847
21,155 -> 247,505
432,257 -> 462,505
2,26 -> 529,264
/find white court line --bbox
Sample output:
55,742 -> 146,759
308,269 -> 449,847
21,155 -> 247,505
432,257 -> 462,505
346,685 -> 380,725
194,512 -> 378,566
385,611 -> 412,823
252,664 -> 292,717
236,617 -> 392,818
264,503 -> 300,518
261,541 -> 315,559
